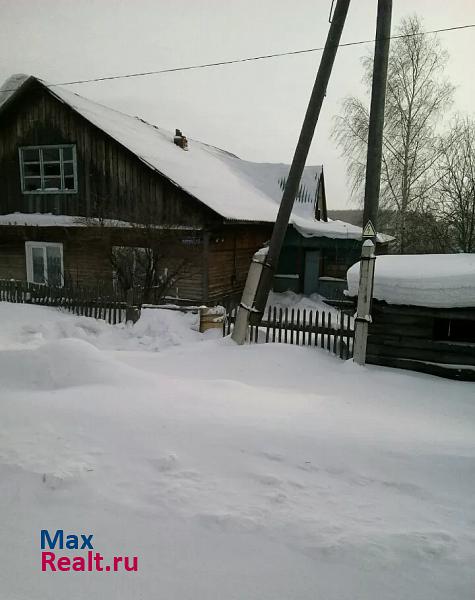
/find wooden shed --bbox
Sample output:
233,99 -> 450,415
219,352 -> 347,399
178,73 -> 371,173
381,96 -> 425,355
347,254 -> 475,381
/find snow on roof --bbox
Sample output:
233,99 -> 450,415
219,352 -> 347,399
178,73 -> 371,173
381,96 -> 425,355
0,73 -> 29,108
1,75 -> 388,241
0,212 -> 202,229
0,213 -> 82,227
347,254 -> 475,308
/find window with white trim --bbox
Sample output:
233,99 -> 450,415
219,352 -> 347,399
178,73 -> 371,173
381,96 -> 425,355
25,242 -> 64,287
19,145 -> 77,193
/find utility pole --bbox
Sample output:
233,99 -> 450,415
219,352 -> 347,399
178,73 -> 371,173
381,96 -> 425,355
232,0 -> 351,344
353,0 -> 392,365
361,0 -> 392,242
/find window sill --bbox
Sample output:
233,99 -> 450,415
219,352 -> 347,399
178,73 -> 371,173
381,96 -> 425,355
22,190 -> 78,195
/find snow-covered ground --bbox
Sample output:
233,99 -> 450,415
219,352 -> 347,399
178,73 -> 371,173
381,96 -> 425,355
1,302 -> 474,599
268,290 -> 333,312
267,290 -> 340,316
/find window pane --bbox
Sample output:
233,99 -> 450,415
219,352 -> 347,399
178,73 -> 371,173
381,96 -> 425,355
46,246 -> 62,286
20,145 -> 77,194
32,247 -> 45,284
22,148 -> 40,161
63,162 -> 74,176
24,163 -> 41,177
44,163 -> 61,176
62,147 -> 73,160
42,148 -> 60,162
64,176 -> 76,190
43,177 -> 61,191
24,177 -> 42,192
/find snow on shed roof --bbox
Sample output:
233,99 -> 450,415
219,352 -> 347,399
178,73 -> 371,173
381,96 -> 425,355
1,74 -> 387,241
347,254 -> 475,308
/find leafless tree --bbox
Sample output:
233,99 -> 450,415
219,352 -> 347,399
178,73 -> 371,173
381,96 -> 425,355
111,227 -> 201,303
436,117 -> 475,252
80,195 -> 201,303
333,15 -> 454,253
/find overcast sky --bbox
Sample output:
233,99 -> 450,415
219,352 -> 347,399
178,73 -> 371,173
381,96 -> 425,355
0,0 -> 474,209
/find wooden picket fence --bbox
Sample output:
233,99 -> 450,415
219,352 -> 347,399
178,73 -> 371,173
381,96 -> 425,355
0,279 -> 128,325
223,304 -> 354,359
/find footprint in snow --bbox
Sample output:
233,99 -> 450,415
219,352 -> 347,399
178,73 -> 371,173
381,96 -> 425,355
149,453 -> 178,473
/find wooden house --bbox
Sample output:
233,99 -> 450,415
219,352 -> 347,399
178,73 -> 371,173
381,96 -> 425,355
0,74 -> 383,304
347,254 -> 475,381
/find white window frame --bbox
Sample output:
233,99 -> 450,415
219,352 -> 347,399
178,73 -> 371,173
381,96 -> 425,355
19,144 -> 78,194
25,241 -> 64,287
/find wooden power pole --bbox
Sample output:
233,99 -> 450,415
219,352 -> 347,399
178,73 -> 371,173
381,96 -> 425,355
353,0 -> 393,365
232,0 -> 351,344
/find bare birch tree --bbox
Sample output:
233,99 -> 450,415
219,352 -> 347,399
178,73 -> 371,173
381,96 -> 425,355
436,117 -> 475,252
333,15 -> 454,253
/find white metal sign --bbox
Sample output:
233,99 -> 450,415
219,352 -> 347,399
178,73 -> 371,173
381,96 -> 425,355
362,220 -> 376,238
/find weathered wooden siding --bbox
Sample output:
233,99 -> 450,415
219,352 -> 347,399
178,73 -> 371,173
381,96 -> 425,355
0,226 -> 112,287
0,225 -> 206,300
207,224 -> 272,302
367,301 -> 475,381
0,81 -> 216,228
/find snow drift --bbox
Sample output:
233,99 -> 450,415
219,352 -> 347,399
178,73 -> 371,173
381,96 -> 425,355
347,253 -> 475,307
0,302 -> 474,600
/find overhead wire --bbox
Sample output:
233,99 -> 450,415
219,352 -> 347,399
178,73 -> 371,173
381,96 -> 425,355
0,23 -> 474,93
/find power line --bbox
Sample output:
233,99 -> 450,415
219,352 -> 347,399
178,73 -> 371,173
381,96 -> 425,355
1,23 -> 474,93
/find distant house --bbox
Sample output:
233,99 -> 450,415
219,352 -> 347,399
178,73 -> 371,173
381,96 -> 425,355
277,203 -> 390,300
0,74 -> 388,304
347,254 -> 475,381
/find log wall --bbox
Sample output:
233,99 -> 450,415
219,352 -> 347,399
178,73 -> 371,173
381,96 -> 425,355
367,301 -> 475,381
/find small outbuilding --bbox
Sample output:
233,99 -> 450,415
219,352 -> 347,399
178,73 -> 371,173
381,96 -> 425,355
275,187 -> 391,300
347,254 -> 475,381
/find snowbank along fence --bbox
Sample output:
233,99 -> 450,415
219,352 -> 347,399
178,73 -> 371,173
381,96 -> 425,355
0,279 -> 129,324
223,303 -> 354,359
0,279 -> 220,330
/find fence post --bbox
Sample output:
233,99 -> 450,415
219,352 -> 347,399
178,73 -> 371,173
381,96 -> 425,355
353,240 -> 376,365
231,249 -> 267,345
125,289 -> 141,324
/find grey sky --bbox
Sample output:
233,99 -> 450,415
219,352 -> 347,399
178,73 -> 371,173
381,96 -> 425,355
0,0 -> 474,209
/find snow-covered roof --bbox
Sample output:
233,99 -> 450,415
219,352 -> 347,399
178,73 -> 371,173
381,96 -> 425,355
0,212 -> 203,229
347,254 -> 475,308
0,213 -> 83,227
1,74 -> 389,241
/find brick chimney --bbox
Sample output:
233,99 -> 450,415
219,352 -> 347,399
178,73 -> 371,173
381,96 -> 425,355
173,129 -> 188,150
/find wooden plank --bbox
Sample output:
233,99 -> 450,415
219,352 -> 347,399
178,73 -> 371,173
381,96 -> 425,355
367,354 -> 475,382
367,340 -> 475,366
373,302 -> 475,321
321,311 -> 325,349
339,313 -> 344,359
265,306 -> 271,343
314,311 -> 319,346
332,316 -> 338,355
368,334 -> 475,358
345,313 -> 352,359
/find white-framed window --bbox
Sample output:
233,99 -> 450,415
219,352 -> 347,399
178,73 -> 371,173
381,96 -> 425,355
19,145 -> 78,194
25,242 -> 64,287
